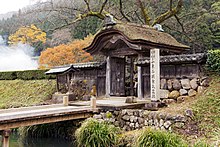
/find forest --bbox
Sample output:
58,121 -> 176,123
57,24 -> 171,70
0,0 -> 219,67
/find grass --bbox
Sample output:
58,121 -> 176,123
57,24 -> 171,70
192,74 -> 220,139
0,79 -> 56,109
134,127 -> 188,147
75,118 -> 121,147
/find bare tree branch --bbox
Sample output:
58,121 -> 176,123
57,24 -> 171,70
174,14 -> 185,32
119,0 -> 131,22
152,0 -> 183,26
84,0 -> 91,11
136,0 -> 151,25
99,0 -> 108,13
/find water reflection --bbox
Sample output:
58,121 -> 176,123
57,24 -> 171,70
0,133 -> 75,147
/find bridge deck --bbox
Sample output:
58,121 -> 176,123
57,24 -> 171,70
0,104 -> 97,130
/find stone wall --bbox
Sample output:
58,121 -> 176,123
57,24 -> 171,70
93,109 -> 190,131
160,77 -> 209,104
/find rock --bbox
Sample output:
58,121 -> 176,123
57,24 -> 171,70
162,99 -> 176,104
122,115 -> 130,121
173,79 -> 181,90
127,110 -> 134,116
133,110 -> 139,116
185,109 -> 194,118
177,96 -> 185,103
160,79 -> 167,89
154,119 -> 159,127
174,115 -> 186,122
178,96 -> 190,103
164,121 -> 172,129
167,79 -> 173,90
180,79 -> 191,89
129,123 -> 135,128
114,121 -> 120,127
188,89 -> 197,97
197,86 -> 206,94
144,120 -> 149,126
179,89 -> 188,96
93,114 -> 102,119
158,113 -> 166,119
200,77 -> 210,87
190,78 -> 198,90
131,116 -> 138,123
168,90 -> 180,99
159,119 -> 164,127
160,90 -> 170,99
113,111 -> 120,116
135,122 -> 139,129
121,110 -> 127,115
82,95 -> 91,101
148,119 -> 153,126
138,117 -> 144,124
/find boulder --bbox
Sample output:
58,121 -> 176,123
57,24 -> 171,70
160,90 -> 170,99
173,79 -> 181,90
82,95 -> 91,101
167,79 -> 173,90
179,89 -> 188,96
162,99 -> 176,104
164,121 -> 172,129
188,89 -> 197,97
180,79 -> 191,89
190,78 -> 198,90
197,86 -> 206,94
200,78 -> 210,87
160,79 -> 167,89
176,96 -> 190,103
168,90 -> 180,99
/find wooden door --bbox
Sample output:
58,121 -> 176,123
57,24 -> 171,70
110,57 -> 125,96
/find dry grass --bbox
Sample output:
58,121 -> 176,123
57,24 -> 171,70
0,79 -> 56,109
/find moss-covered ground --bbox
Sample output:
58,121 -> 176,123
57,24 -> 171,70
0,79 -> 56,109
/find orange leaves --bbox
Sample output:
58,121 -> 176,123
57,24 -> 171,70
39,35 -> 94,69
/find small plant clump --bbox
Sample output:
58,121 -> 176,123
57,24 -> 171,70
75,118 -> 121,147
134,127 -> 188,147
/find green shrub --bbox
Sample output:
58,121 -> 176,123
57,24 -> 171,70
75,118 -> 120,147
134,127 -> 188,147
206,49 -> 220,72
0,70 -> 55,80
193,140 -> 210,147
0,71 -> 17,80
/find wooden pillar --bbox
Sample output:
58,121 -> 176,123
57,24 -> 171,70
56,76 -> 59,92
106,56 -> 111,98
137,55 -> 143,99
67,74 -> 70,93
2,130 -> 10,147
130,57 -> 134,96
150,48 -> 160,102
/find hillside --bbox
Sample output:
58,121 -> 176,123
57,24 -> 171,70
0,79 -> 56,109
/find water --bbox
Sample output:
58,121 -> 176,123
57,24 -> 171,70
0,134 -> 75,147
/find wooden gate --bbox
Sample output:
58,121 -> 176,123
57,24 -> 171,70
110,57 -> 125,96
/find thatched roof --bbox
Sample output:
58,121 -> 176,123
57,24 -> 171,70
84,22 -> 190,55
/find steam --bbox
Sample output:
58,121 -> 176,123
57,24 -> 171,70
0,36 -> 38,71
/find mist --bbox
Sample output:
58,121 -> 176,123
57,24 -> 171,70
0,36 -> 38,71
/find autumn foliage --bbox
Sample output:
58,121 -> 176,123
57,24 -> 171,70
39,35 -> 94,68
8,24 -> 46,45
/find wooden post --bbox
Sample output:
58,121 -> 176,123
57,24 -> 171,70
150,48 -> 160,102
67,74 -> 71,93
2,130 -> 10,147
90,96 -> 96,109
63,96 -> 69,106
106,56 -> 111,98
56,76 -> 59,92
137,55 -> 143,99
130,57 -> 134,96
